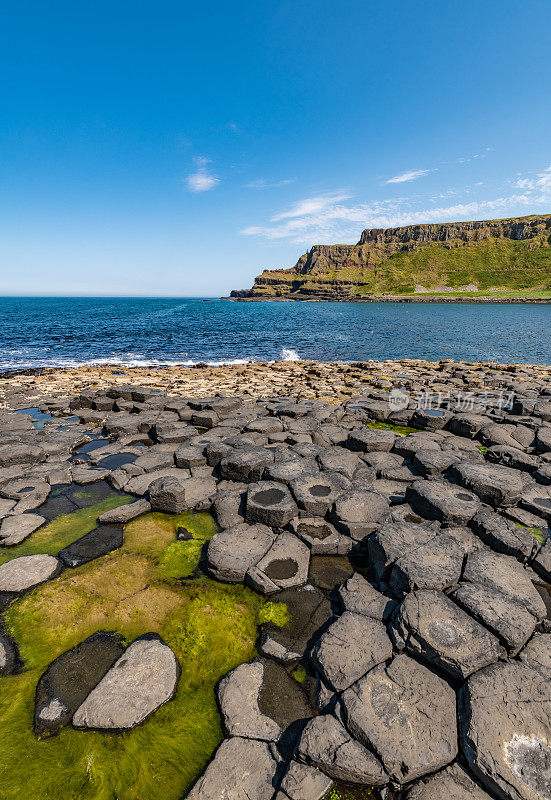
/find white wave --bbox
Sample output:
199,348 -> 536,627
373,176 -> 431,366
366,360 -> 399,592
280,348 -> 301,361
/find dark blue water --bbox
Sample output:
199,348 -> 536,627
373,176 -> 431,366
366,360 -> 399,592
0,297 -> 550,368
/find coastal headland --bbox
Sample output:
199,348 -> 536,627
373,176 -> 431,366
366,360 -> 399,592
230,213 -> 551,302
0,357 -> 550,799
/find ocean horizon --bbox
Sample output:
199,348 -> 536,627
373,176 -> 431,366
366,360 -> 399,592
1,296 -> 550,369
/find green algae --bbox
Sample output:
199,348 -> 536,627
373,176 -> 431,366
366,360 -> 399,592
514,520 -> 549,545
366,420 -> 417,436
291,664 -> 307,684
324,785 -> 376,800
0,494 -> 133,566
0,510 -> 286,800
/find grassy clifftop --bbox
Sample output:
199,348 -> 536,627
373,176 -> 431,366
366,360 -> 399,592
232,214 -> 551,300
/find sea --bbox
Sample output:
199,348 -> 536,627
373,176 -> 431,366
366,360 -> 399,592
0,297 -> 550,369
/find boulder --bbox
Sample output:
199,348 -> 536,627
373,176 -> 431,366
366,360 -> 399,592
217,661 -> 281,741
459,661 -> 551,800
341,654 -> 457,784
72,634 -> 179,730
310,612 -> 392,692
207,523 -> 276,583
346,429 -> 396,453
451,462 -> 525,507
97,499 -> 151,524
219,447 -> 274,483
149,476 -> 216,513
296,713 -> 387,785
470,508 -> 539,561
246,481 -> 299,528
390,590 -> 504,680
317,447 -> 362,480
367,522 -> 437,582
0,554 -> 62,593
406,479 -> 481,524
0,631 -> 19,675
187,737 -> 277,800
0,513 -> 46,546
338,574 -> 396,620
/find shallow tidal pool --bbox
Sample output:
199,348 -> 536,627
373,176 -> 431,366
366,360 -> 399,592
0,503 -> 287,800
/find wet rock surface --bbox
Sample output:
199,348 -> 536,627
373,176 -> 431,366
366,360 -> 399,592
1,359 -> 551,798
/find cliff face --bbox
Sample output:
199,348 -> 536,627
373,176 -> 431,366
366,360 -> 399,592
231,214 -> 551,300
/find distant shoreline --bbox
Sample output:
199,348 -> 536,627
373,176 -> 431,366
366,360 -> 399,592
224,295 -> 551,304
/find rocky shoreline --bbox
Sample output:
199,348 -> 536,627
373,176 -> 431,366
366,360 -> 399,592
227,294 -> 551,303
1,358 -> 551,800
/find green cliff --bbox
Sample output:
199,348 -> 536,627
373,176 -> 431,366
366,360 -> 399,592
231,214 -> 551,300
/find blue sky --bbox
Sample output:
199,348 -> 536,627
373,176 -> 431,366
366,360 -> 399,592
1,0 -> 550,296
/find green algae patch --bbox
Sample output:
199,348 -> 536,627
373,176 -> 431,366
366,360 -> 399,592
366,420 -> 418,436
0,494 -> 133,566
514,520 -> 548,545
324,784 -> 376,800
0,511 -> 285,800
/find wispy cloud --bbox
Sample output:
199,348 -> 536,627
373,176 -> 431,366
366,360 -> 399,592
245,178 -> 295,190
240,166 -> 551,245
386,169 -> 431,184
186,156 -> 220,192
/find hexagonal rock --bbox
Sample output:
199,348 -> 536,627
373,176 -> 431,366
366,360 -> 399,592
519,633 -> 551,679
246,481 -> 299,528
338,574 -> 397,621
149,475 -> 216,513
0,554 -> 62,593
217,661 -> 281,741
389,531 -> 466,594
290,473 -> 350,517
403,763 -> 494,800
536,427 -> 551,454
390,590 -> 504,680
296,713 -> 387,785
520,484 -> 551,522
346,428 -> 396,453
123,467 -> 190,496
406,480 -> 481,524
451,550 -> 546,653
246,533 -> 310,594
0,444 -> 45,467
451,462 -> 525,507
317,447 -> 363,480
207,523 -> 276,583
341,654 -> 457,784
470,508 -> 540,561
97,498 -> 151,524
459,661 -> 551,800
310,612 -> 392,692
0,513 -> 46,546
278,760 -> 333,800
367,522 -> 437,582
0,478 -> 51,512
219,447 -> 274,483
72,634 -> 179,730
331,488 -> 389,540
289,517 -> 352,555
265,458 -> 320,485
412,448 -> 460,477
188,736 -> 277,800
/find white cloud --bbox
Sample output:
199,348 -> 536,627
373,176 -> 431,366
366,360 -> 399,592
186,156 -> 220,192
239,166 -> 551,245
385,169 -> 431,184
245,178 -> 295,190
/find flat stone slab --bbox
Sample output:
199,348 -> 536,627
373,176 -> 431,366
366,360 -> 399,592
246,481 -> 299,528
0,513 -> 46,546
520,484 -> 551,521
406,480 -> 481,524
34,631 -> 125,735
290,473 -> 350,517
338,573 -> 397,621
58,525 -> 124,568
217,661 -> 281,741
310,611 -> 392,692
519,633 -> 551,679
368,522 -> 437,582
452,550 -> 547,653
389,531 -> 465,594
72,634 -> 179,730
279,760 -> 333,800
149,475 -> 216,513
187,737 -> 277,800
247,532 -> 310,594
471,508 -> 540,561
290,517 -> 351,556
123,468 -> 190,496
391,590 -> 504,680
0,554 -> 62,593
331,488 -> 389,540
451,461 -> 525,507
208,523 -> 276,583
459,661 -> 551,800
97,499 -> 151,524
403,763 -> 495,799
296,713 -> 387,785
346,429 -> 396,453
341,654 -> 457,784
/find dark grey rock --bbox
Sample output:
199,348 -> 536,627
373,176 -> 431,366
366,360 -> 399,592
291,473 -> 350,517
219,447 -> 274,483
520,484 -> 551,521
341,654 -> 457,784
471,508 -> 540,560
368,522 -> 437,582
331,488 -> 389,540
451,462 -> 525,507
207,523 -> 276,583
246,532 -> 310,594
217,661 -> 281,741
403,763 -> 494,800
338,573 -> 396,620
289,517 -> 352,555
0,631 -> 19,675
347,429 -> 396,453
0,554 -> 62,592
486,444 -> 540,472
310,611 -> 392,692
459,661 -> 551,800
187,737 -> 278,800
406,479 -> 481,524
149,475 -> 216,513
59,525 -> 123,567
317,447 -> 363,479
533,537 -> 551,582
212,486 -> 246,529
389,531 -> 465,594
296,713 -> 387,785
97,499 -> 151,524
278,761 -> 333,800
391,590 -> 504,680
0,513 -> 46,546
246,481 -> 299,528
